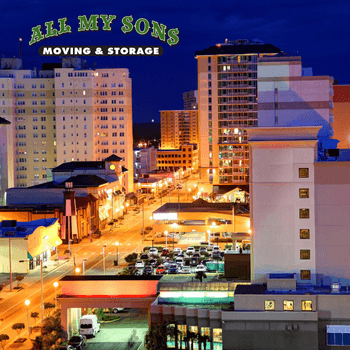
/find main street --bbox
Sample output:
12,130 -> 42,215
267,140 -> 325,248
0,179 -> 199,348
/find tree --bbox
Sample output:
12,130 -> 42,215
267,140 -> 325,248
144,323 -> 168,350
41,310 -> 64,349
31,312 -> 39,325
124,253 -> 138,263
0,334 -> 9,350
195,271 -> 207,283
118,267 -> 138,276
12,323 -> 25,340
44,302 -> 55,317
15,275 -> 24,288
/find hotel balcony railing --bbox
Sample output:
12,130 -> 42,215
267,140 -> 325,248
219,76 -> 256,81
222,83 -> 255,88
219,92 -> 256,97
218,67 -> 256,73
218,100 -> 256,105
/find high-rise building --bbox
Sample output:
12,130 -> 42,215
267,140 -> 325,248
54,65 -> 133,192
195,39 -> 282,186
0,117 -> 11,205
0,57 -> 134,194
183,90 -> 198,110
160,110 -> 198,149
333,84 -> 350,148
196,39 -> 335,187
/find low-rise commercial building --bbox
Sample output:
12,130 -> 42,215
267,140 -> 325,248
0,218 -> 61,273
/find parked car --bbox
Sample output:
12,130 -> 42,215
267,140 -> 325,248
143,266 -> 153,275
112,307 -> 124,313
212,245 -> 221,252
168,264 -> 179,274
173,248 -> 182,255
148,248 -> 158,256
192,253 -> 201,258
79,315 -> 100,337
199,247 -> 208,254
190,258 -> 199,266
161,248 -> 170,256
195,264 -> 207,273
180,266 -> 191,274
149,258 -> 158,267
212,251 -> 221,259
135,260 -> 145,268
140,254 -> 149,260
186,246 -> 196,255
156,265 -> 167,274
175,257 -> 184,266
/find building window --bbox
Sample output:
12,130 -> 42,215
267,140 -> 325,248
300,249 -> 310,260
299,188 -> 309,198
299,168 -> 309,178
283,300 -> 294,311
300,229 -> 310,239
265,300 -> 275,311
299,209 -> 310,219
301,270 -> 311,280
302,300 -> 312,311
213,329 -> 222,343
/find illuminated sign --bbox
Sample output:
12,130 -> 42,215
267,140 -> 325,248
153,213 -> 178,221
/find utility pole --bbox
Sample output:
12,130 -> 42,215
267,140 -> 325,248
142,202 -> 145,242
9,238 -> 12,292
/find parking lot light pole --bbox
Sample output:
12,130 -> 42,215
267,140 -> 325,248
55,241 -> 60,262
103,244 -> 107,275
115,242 -> 119,266
53,282 -> 58,309
164,231 -> 168,249
25,300 -> 30,335
83,259 -> 87,275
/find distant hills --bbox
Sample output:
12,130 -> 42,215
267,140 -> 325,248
133,122 -> 160,140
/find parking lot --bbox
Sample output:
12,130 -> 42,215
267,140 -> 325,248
85,309 -> 148,350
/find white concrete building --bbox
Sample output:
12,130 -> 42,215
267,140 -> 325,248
133,147 -> 157,176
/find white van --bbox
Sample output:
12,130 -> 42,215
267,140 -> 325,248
79,315 -> 100,337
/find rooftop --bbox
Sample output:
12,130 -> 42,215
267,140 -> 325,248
153,198 -> 239,214
56,175 -> 108,188
0,218 -> 57,238
0,117 -> 10,125
195,42 -> 282,57
60,275 -> 162,281
235,283 -> 350,295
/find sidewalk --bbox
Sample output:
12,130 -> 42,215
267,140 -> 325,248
0,258 -> 69,302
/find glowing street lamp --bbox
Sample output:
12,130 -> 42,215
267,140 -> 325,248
25,300 -> 30,335
103,244 -> 107,274
53,282 -> 58,309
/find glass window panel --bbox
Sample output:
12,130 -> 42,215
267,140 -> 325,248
300,250 -> 310,260
299,188 -> 309,198
265,300 -> 275,311
335,333 -> 343,345
283,300 -> 294,311
213,328 -> 222,343
299,168 -> 309,178
301,270 -> 311,280
343,333 -> 350,345
299,209 -> 310,218
301,300 -> 312,311
300,229 -> 310,239
327,332 -> 335,345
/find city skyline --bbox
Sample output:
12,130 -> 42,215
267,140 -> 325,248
2,0 -> 350,124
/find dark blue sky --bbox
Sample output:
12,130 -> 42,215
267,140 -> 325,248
2,0 -> 350,123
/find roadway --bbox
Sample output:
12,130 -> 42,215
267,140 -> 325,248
0,178 -> 199,349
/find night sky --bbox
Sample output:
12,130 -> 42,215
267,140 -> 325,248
2,0 -> 350,123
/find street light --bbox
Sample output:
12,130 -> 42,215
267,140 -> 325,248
53,282 -> 58,309
25,299 -> 30,335
75,267 -> 81,275
55,240 -> 60,262
207,230 -> 211,247
83,259 -> 87,275
103,244 -> 107,274
164,231 -> 168,249
115,242 -> 119,266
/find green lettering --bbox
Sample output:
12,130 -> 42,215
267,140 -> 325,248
29,25 -> 45,45
135,18 -> 150,35
58,17 -> 72,35
44,21 -> 58,39
121,15 -> 134,34
78,15 -> 99,32
100,14 -> 116,31
167,28 -> 180,46
151,21 -> 167,42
